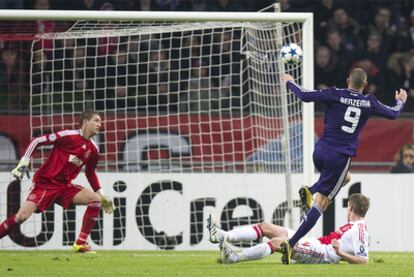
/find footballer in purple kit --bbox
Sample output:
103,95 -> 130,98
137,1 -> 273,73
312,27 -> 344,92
279,68 -> 407,264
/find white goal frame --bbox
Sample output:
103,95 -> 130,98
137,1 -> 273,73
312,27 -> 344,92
0,10 -> 314,229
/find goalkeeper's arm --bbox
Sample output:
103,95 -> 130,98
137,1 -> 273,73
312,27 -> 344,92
11,133 -> 60,180
85,155 -> 115,214
11,157 -> 30,180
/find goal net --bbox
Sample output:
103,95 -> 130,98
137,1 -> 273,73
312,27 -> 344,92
0,11 -> 314,250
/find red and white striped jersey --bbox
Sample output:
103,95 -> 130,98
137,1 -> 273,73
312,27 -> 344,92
319,220 -> 369,263
23,129 -> 101,191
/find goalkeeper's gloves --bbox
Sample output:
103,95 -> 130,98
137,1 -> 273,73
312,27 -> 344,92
96,190 -> 115,214
11,157 -> 31,180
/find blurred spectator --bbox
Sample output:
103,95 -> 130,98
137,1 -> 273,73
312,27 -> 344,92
408,9 -> 414,49
125,36 -> 150,110
31,49 -> 53,95
152,0 -> 181,11
92,1 -> 119,56
34,0 -> 49,9
100,1 -> 114,10
97,28 -> 118,56
72,46 -> 95,110
148,45 -> 170,79
140,45 -> 178,112
107,48 -> 129,109
0,0 -> 23,9
72,47 -> 89,92
314,45 -> 340,90
0,46 -> 28,111
120,0 -> 152,11
252,0 -> 283,12
390,144 -> 414,173
364,6 -> 396,54
34,0 -> 55,50
275,0 -> 297,12
126,37 -> 175,111
177,35 -> 201,83
325,29 -> 352,86
151,72 -> 179,113
327,6 -> 363,54
388,9 -> 412,53
361,32 -> 387,71
386,51 -> 414,110
313,0 -> 335,41
183,35 -> 201,59
211,32 -> 233,108
73,0 -> 103,10
352,58 -> 383,97
140,0 -> 152,11
179,59 -> 220,113
400,53 -> 414,108
178,0 -> 208,11
211,31 -> 241,110
127,36 -> 140,64
209,0 -> 244,12
355,32 -> 387,101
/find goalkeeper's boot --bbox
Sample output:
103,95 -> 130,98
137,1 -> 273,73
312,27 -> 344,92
220,240 -> 239,264
280,240 -> 292,265
73,242 -> 96,254
207,214 -> 223,244
298,186 -> 313,214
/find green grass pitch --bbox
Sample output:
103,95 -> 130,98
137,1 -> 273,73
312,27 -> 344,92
0,251 -> 413,276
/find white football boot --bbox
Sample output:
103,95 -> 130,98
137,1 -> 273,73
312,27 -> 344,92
207,214 -> 223,244
220,240 -> 239,264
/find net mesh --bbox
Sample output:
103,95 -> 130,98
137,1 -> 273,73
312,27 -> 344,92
31,20 -> 304,174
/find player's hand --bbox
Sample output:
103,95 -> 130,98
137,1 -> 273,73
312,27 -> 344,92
283,74 -> 294,84
101,195 -> 115,214
395,89 -> 407,103
331,239 -> 341,255
97,191 -> 115,214
11,157 -> 30,180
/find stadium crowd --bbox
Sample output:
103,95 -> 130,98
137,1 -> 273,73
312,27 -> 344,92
0,0 -> 413,113
390,143 -> 414,173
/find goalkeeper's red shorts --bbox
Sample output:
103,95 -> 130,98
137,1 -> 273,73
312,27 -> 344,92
26,182 -> 84,212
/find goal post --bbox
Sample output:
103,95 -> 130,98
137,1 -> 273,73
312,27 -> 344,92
0,10 -> 314,249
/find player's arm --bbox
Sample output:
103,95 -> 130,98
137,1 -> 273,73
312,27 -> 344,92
283,74 -> 334,102
371,89 -> 406,119
331,239 -> 368,264
85,154 -> 115,214
11,132 -> 62,180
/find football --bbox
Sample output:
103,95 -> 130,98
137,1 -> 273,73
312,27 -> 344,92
280,43 -> 303,65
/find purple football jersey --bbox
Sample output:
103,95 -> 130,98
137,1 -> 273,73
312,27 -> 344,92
287,81 -> 405,156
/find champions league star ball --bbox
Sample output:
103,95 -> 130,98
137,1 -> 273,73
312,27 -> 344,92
280,43 -> 303,65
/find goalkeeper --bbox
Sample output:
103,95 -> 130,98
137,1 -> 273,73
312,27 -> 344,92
0,110 -> 115,253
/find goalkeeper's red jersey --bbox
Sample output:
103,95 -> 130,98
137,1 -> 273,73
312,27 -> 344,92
23,129 -> 101,191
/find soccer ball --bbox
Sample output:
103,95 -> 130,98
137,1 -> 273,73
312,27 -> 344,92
280,43 -> 303,65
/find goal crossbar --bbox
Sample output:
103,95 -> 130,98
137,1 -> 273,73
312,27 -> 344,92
0,9 -> 312,23
40,22 -> 290,40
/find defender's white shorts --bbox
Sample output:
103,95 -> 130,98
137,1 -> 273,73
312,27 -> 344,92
287,229 -> 331,264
